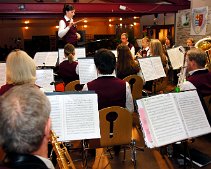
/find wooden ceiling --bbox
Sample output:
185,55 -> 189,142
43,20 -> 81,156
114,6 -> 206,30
0,0 -> 190,18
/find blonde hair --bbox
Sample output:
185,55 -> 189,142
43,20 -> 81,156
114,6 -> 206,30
6,49 -> 36,84
150,39 -> 167,65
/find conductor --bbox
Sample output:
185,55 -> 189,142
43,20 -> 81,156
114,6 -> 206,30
58,4 -> 80,46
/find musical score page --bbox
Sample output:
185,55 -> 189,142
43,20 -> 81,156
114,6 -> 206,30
34,52 -> 58,67
139,94 -> 187,147
78,58 -> 97,84
173,90 -> 211,137
167,46 -> 184,70
47,92 -> 100,141
36,69 -> 54,92
75,47 -> 86,59
138,58 -> 157,81
152,57 -> 166,78
0,63 -> 6,87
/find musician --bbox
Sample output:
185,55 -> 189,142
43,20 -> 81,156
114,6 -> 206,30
116,44 -> 141,80
82,48 -> 134,113
136,36 -> 150,58
58,43 -> 79,86
0,84 -> 54,169
120,33 -> 135,57
179,48 -> 211,97
58,4 -> 80,46
0,50 -> 37,96
186,37 -> 195,47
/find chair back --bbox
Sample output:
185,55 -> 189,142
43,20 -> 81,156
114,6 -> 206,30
99,106 -> 132,147
123,75 -> 143,100
64,80 -> 83,91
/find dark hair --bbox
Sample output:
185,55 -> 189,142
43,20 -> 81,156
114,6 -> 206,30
94,48 -> 116,74
63,4 -> 75,15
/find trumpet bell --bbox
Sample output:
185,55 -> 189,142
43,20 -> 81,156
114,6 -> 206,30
195,37 -> 211,51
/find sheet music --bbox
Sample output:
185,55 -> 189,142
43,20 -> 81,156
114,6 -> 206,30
75,47 -> 86,59
0,63 -> 6,87
173,90 -> 211,137
138,58 -> 157,81
34,52 -> 58,67
152,57 -> 166,78
58,48 -> 86,64
78,58 -> 98,84
167,46 -> 184,70
47,92 -> 100,141
139,94 -> 187,147
36,69 -> 54,92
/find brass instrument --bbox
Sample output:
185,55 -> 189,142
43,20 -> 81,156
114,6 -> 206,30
50,130 -> 76,169
195,37 -> 211,69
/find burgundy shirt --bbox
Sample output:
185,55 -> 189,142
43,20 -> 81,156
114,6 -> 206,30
0,84 -> 14,96
187,69 -> 211,97
61,18 -> 77,46
59,60 -> 79,86
87,76 -> 126,110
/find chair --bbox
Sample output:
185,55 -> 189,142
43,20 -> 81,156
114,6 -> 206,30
83,106 -> 139,168
123,75 -> 144,100
64,80 -> 83,91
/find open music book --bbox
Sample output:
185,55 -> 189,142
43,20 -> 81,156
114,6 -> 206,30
0,63 -> 6,87
137,90 -> 211,148
167,46 -> 184,70
138,56 -> 166,82
46,91 -> 100,141
34,52 -> 58,67
78,58 -> 98,84
36,69 -> 54,92
58,47 -> 86,64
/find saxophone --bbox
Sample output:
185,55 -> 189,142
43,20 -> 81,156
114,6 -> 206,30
50,130 -> 76,169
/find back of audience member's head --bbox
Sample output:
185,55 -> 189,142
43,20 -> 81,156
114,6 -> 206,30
0,84 -> 51,154
94,48 -> 116,74
64,43 -> 75,60
187,48 -> 207,68
6,49 -> 36,85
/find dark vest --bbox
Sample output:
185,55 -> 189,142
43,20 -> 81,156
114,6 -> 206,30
61,18 -> 77,46
187,69 -> 211,97
59,60 -> 79,86
127,43 -> 134,50
87,76 -> 126,110
3,153 -> 49,169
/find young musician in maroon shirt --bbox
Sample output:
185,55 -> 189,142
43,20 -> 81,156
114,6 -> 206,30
58,4 -> 80,46
82,48 -> 134,113
58,43 -> 79,86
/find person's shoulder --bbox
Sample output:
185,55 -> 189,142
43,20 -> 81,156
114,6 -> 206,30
0,84 -> 14,96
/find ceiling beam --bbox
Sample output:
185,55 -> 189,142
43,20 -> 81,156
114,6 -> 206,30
0,2 -> 190,18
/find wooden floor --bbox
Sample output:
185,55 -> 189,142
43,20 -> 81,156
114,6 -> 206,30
70,126 -> 211,169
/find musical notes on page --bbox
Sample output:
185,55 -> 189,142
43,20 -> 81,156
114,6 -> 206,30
34,52 -> 58,67
0,63 -> 6,87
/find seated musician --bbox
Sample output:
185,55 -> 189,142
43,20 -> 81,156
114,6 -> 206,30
0,84 -> 54,169
136,36 -> 150,58
58,43 -> 79,86
179,48 -> 211,124
0,50 -> 37,96
120,33 -> 135,57
116,44 -> 141,80
82,48 -> 134,113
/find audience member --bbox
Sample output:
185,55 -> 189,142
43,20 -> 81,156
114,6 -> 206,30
116,44 -> 140,79
82,48 -> 134,113
0,49 -> 36,95
58,43 -> 79,86
0,84 -> 54,169
136,36 -> 151,58
120,33 -> 135,57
